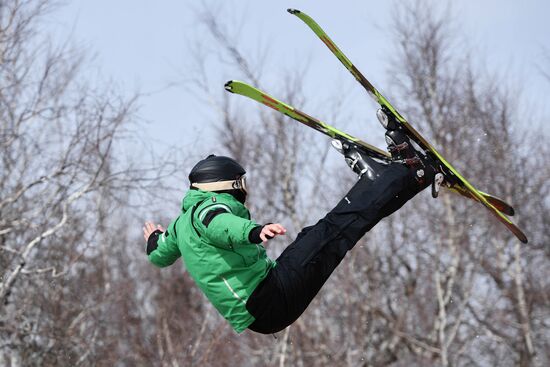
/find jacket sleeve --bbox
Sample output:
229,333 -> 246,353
197,209 -> 259,249
147,218 -> 181,267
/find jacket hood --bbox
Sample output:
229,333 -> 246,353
182,189 -> 214,212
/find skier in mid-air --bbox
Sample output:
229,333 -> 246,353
143,128 -> 438,334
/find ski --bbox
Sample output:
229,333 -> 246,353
287,9 -> 527,243
224,80 -> 391,161
225,80 -> 515,217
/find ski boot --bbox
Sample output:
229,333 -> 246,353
376,108 -> 444,195
331,139 -> 389,181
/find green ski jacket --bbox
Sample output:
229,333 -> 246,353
148,189 -> 276,333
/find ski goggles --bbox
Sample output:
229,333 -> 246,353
191,175 -> 248,194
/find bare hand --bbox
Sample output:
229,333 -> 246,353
260,223 -> 287,243
143,221 -> 165,242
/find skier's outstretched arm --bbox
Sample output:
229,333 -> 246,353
143,220 -> 180,267
197,209 -> 286,247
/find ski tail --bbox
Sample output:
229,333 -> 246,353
478,191 -> 514,216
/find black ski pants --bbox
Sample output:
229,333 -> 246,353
246,163 -> 424,334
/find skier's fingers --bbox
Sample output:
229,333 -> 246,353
143,222 -> 162,241
142,226 -> 148,240
147,222 -> 160,232
272,223 -> 286,234
261,226 -> 275,241
143,223 -> 154,240
267,223 -> 286,235
143,227 -> 150,241
260,224 -> 287,243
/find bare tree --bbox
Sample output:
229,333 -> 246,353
354,2 -> 550,366
15,1 -> 542,366
0,1 -> 181,365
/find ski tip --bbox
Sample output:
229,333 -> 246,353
492,201 -> 515,216
497,205 -> 515,217
224,80 -> 234,93
513,227 -> 528,244
505,216 -> 528,243
287,8 -> 300,15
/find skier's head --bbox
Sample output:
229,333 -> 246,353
189,154 -> 248,203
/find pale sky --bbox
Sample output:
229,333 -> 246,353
49,0 -> 550,154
